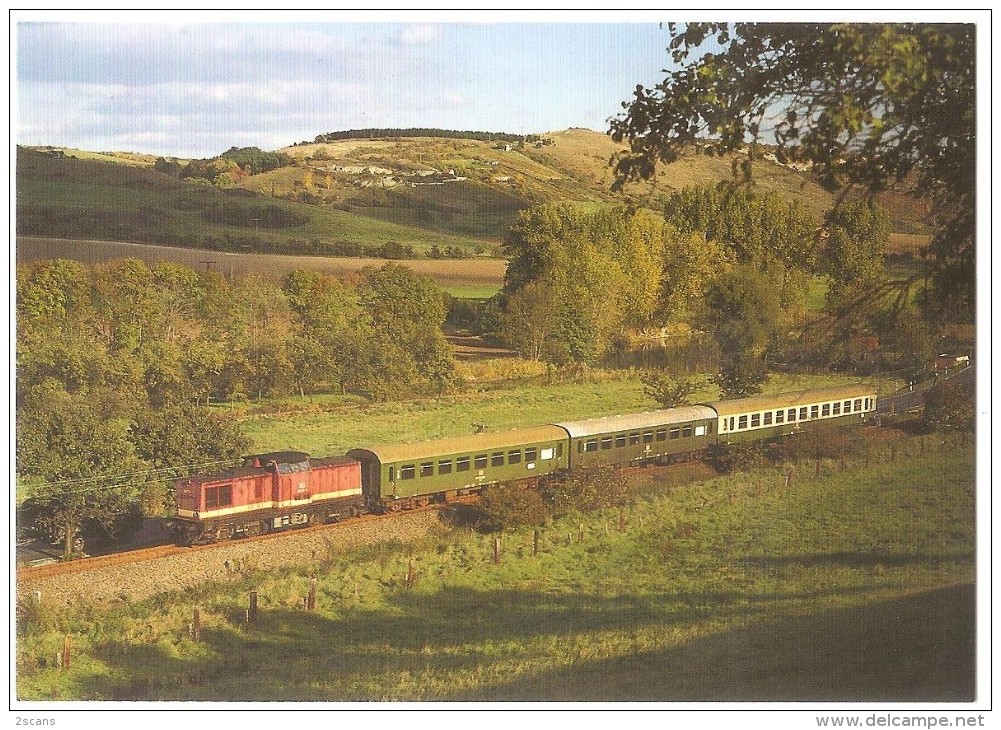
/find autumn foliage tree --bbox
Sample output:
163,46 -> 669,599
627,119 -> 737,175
610,23 -> 976,318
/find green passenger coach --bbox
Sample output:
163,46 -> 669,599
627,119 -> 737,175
556,406 -> 719,469
347,425 -> 568,511
708,384 -> 877,446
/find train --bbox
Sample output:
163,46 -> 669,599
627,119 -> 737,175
168,383 -> 876,545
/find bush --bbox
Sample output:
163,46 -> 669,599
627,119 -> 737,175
475,483 -> 547,532
542,466 -> 630,517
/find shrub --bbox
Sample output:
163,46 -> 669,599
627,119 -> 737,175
542,466 -> 631,517
474,483 -> 547,532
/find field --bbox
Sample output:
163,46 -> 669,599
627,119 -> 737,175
17,236 -> 506,296
15,432 -> 975,701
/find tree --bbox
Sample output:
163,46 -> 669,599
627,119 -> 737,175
610,23 -> 975,316
712,355 -> 768,398
640,371 -> 706,408
823,200 -> 891,286
16,382 -> 143,559
499,282 -> 560,360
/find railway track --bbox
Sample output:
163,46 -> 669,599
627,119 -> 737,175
15,502 -> 453,583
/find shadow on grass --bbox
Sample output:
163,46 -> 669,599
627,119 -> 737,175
78,580 -> 974,702
453,583 -> 976,702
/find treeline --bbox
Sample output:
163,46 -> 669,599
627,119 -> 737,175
153,146 -> 294,186
495,185 -> 934,393
16,259 -> 460,552
309,128 -> 542,144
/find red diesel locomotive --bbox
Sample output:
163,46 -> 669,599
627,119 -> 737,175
170,451 -> 364,545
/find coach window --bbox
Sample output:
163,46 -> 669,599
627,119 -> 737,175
438,459 -> 453,474
750,414 -> 761,428
670,427 -> 681,440
810,405 -> 819,419
508,450 -> 522,464
475,454 -> 488,469
456,456 -> 470,472
629,433 -> 640,445
400,465 -> 416,480
854,399 -> 863,411
656,429 -> 667,442
525,447 -> 538,462
833,402 -> 841,415
844,400 -> 852,413
822,403 -> 831,417
584,440 -> 599,453
420,462 -> 434,477
764,411 -> 773,426
787,408 -> 797,422
388,466 -> 396,482
682,425 -> 693,438
775,410 -> 784,424
613,434 -> 625,448
799,406 -> 808,420
865,398 -> 871,410
491,452 -> 505,467
738,415 -> 748,429
601,437 -> 613,450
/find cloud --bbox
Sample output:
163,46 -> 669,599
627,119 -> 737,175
398,24 -> 442,46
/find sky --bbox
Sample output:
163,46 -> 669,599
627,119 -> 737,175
13,12 -> 680,159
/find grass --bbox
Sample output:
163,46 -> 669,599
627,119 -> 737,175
236,370 -> 903,457
15,431 -> 975,701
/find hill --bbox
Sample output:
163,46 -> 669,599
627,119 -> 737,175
16,129 -> 931,266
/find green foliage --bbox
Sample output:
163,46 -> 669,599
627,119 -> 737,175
542,466 -> 631,517
824,200 -> 891,286
474,483 -> 548,532
712,354 -> 769,399
700,264 -> 784,357
611,23 -> 975,316
640,371 -> 705,408
217,146 -> 294,175
924,375 -> 975,432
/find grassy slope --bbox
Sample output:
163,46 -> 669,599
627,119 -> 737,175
16,433 -> 975,701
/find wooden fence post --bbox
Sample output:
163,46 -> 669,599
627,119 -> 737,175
249,591 -> 258,623
62,635 -> 71,671
406,560 -> 415,590
578,523 -> 584,544
192,607 -> 201,641
493,537 -> 500,565
307,578 -> 317,610
533,530 -> 540,556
